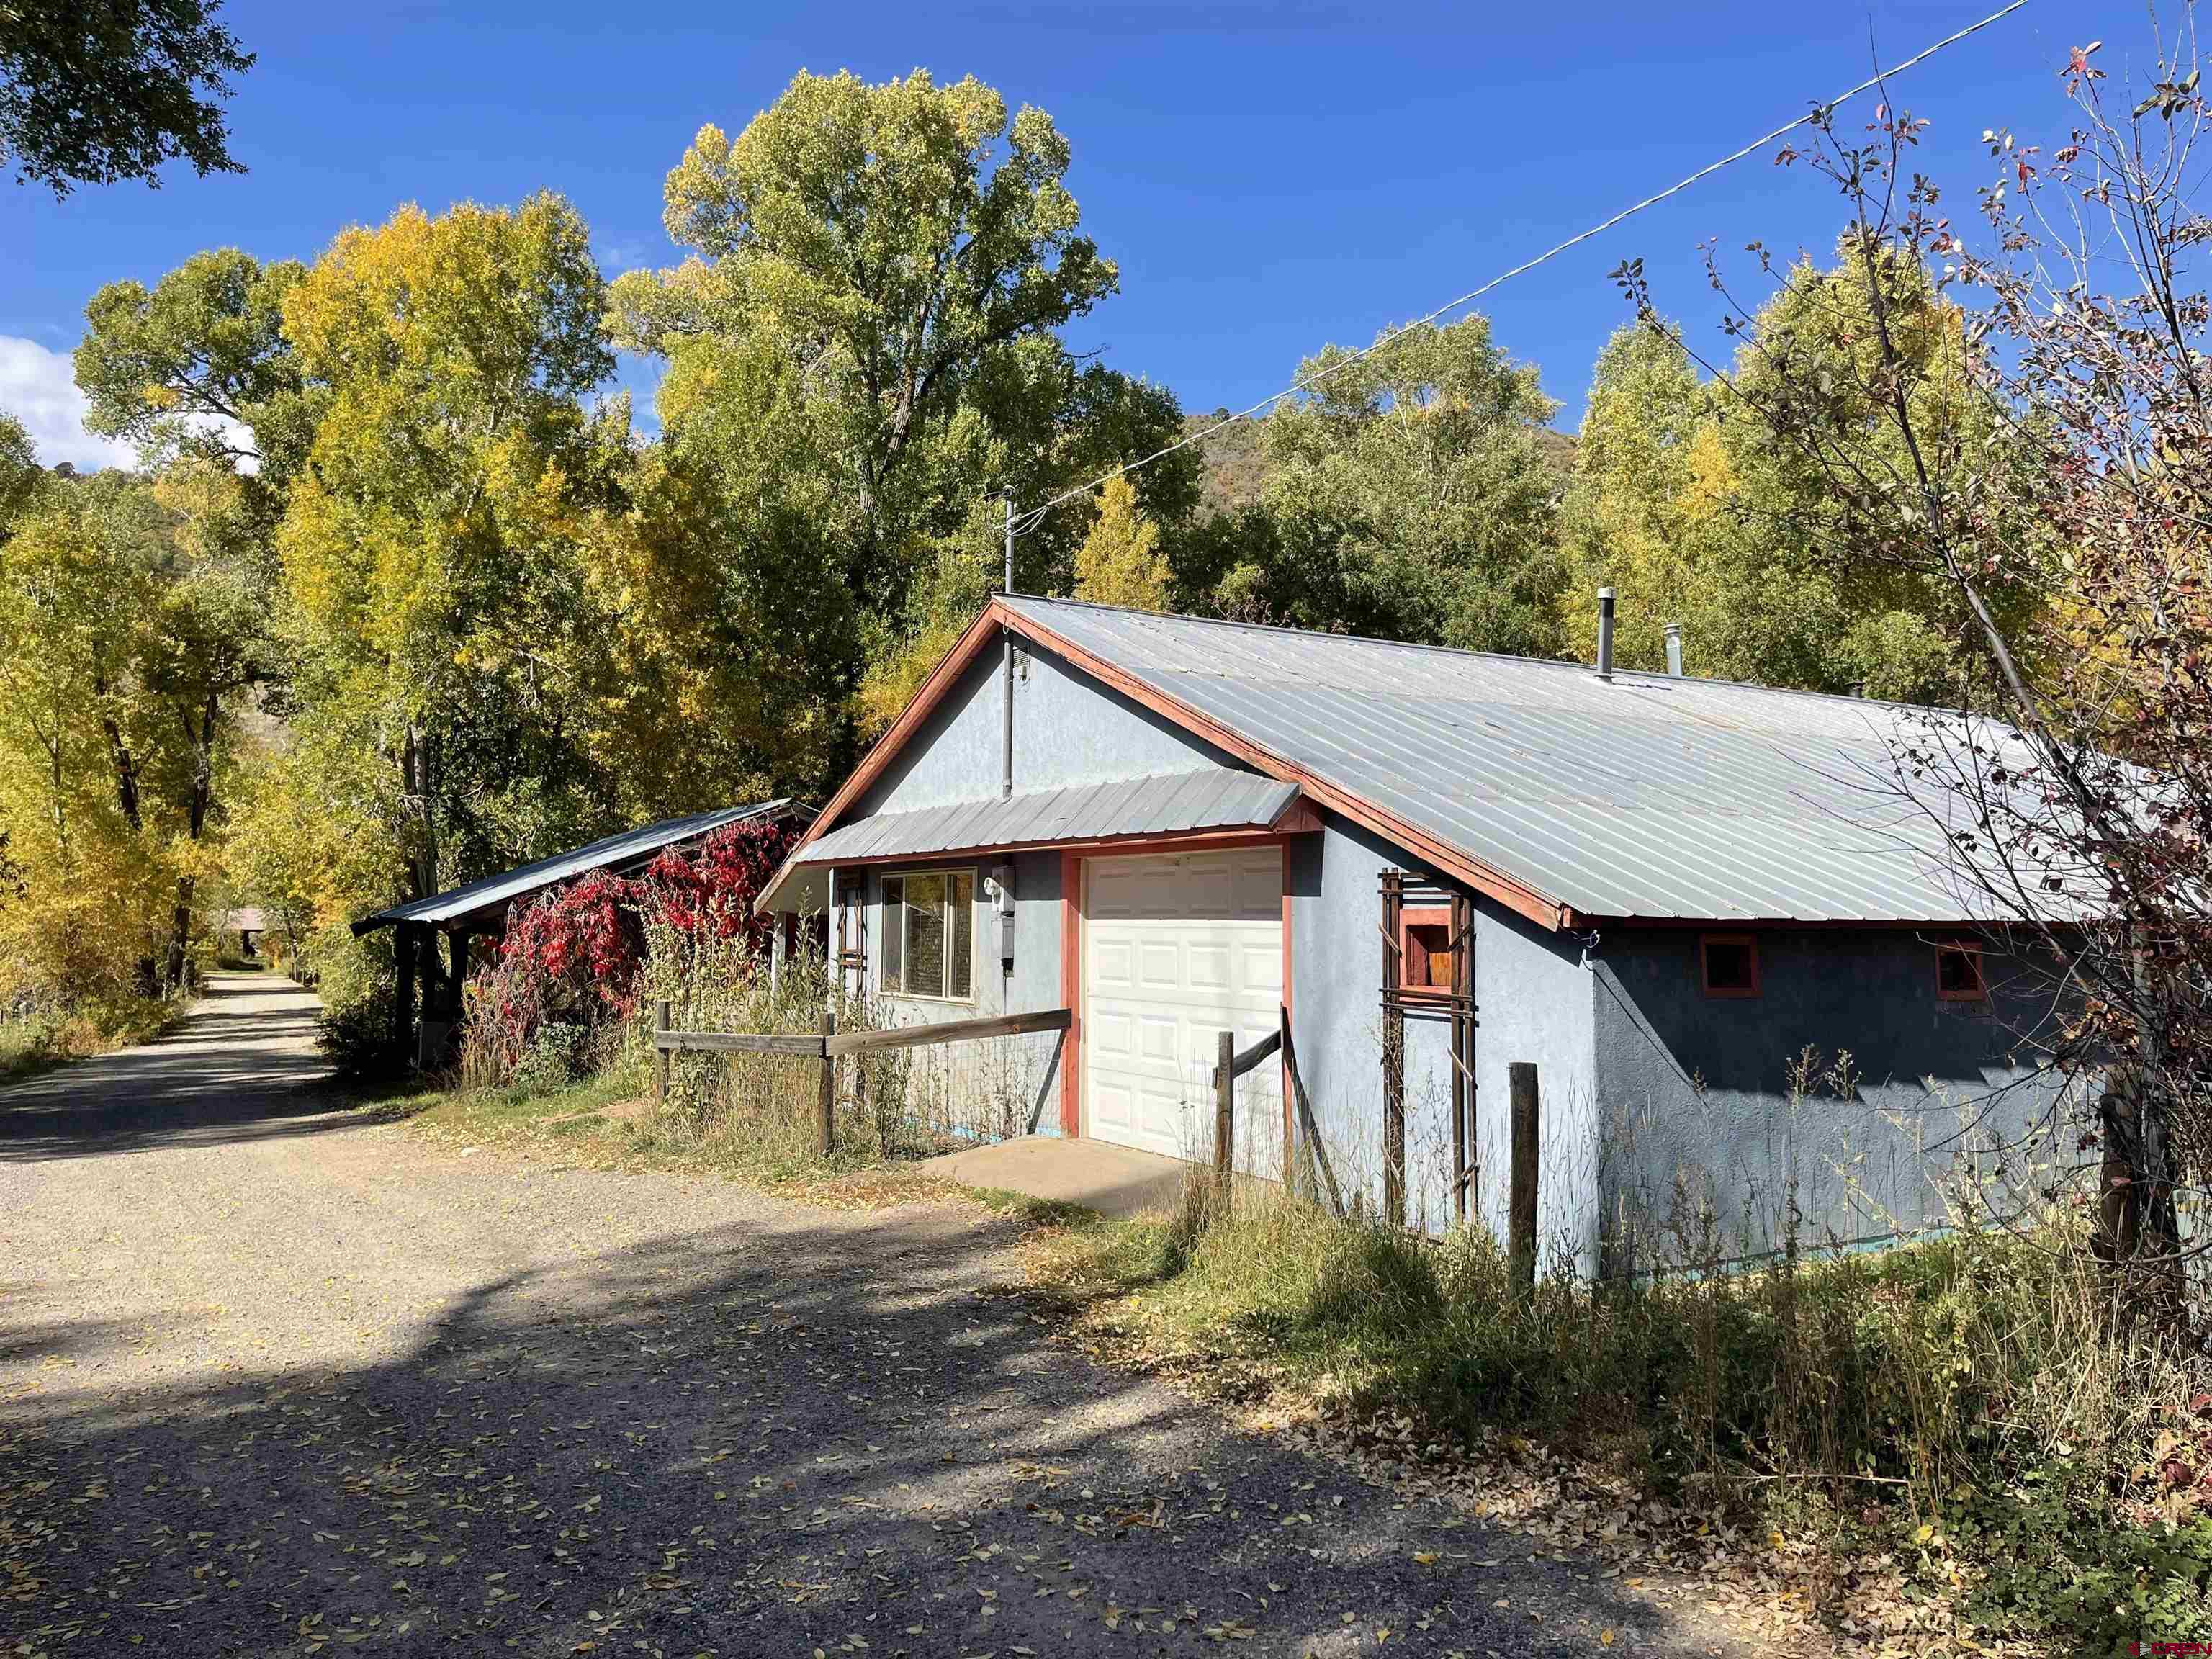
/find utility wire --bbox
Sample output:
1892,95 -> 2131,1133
1015,0 -> 2031,534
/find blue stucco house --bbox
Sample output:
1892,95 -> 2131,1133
759,596 -> 2056,1270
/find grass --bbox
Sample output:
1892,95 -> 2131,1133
0,997 -> 181,1089
1020,1177 -> 2212,1652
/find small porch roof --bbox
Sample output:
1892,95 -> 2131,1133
759,770 -> 1300,912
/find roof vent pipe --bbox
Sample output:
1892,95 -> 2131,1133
1664,622 -> 1683,678
1596,588 -> 1616,681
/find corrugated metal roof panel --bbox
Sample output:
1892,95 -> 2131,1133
1004,597 -> 2021,924
362,800 -> 801,930
792,770 -> 1296,867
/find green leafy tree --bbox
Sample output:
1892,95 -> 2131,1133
1204,315 -> 1566,655
0,464 -> 270,996
1563,253 -> 2047,701
0,412 -> 40,534
612,68 -> 1192,771
76,248 -> 312,489
1,0 -> 251,194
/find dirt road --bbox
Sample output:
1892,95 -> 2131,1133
0,973 -> 1737,1657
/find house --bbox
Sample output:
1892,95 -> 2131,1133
224,908 -> 267,959
757,597 -> 2059,1269
356,799 -> 813,1067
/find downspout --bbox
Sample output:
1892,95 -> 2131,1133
1002,495 -> 1015,801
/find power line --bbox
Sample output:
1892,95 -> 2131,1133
1015,0 -> 2031,534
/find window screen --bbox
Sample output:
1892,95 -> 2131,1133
904,873 -> 947,997
881,876 -> 904,991
948,872 -> 974,998
1936,943 -> 1984,1000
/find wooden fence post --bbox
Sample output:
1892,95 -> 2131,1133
1509,1061 -> 1539,1298
1214,1029 -> 1236,1199
817,1007 -> 837,1159
653,998 -> 670,1107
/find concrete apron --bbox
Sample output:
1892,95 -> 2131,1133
912,1136 -> 1196,1221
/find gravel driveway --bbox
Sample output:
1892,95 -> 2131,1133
0,974 -> 1745,1658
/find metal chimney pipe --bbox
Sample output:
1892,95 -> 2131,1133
1596,588 -> 1616,681
1664,622 -> 1683,678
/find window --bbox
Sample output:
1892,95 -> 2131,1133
1936,940 -> 1986,1002
1399,907 -> 1455,994
881,870 -> 975,1000
1699,933 -> 1759,998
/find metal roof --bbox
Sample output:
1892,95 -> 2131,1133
356,800 -> 803,934
790,770 -> 1298,868
1002,597 -> 2022,925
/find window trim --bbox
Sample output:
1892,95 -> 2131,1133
1699,932 -> 1761,999
1934,938 -> 1987,1002
1398,904 -> 1456,997
879,866 -> 978,1004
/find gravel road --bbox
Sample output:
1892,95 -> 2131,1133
0,974 -> 1745,1658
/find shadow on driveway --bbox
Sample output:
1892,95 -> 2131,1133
0,973 -> 341,1162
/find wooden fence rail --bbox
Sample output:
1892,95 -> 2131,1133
650,1002 -> 1071,1156
1206,1012 -> 1288,1202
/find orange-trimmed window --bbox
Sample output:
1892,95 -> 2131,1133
1935,939 -> 1987,1002
1699,933 -> 1759,998
1400,906 -> 1455,995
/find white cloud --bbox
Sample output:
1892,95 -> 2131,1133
0,336 -> 135,472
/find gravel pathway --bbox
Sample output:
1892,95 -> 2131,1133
0,974 -> 1746,1658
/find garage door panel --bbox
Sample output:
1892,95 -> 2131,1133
1084,847 -> 1285,1174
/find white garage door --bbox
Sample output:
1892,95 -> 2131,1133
1084,848 -> 1284,1176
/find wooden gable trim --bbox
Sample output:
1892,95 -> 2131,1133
758,598 -> 1579,932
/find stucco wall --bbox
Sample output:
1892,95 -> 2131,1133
856,642 -> 1238,817
1287,816 -> 1600,1267
1591,927 -> 2061,1262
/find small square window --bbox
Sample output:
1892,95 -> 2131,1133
1936,940 -> 1986,1002
1700,933 -> 1759,998
1399,907 -> 1455,994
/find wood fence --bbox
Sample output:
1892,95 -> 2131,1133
650,1001 -> 1071,1156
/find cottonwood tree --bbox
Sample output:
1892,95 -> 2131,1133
1560,279 -> 2049,701
1210,315 -> 1566,655
1614,36 -> 2212,1319
0,0 -> 251,193
611,71 -> 1193,767
276,194 -> 630,907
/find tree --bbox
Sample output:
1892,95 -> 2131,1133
612,69 -> 1190,772
612,69 -> 1118,590
275,194 -> 627,907
76,248 -> 311,487
0,465 -> 269,996
1201,315 -> 1566,655
1072,473 -> 1168,610
0,411 -> 40,534
1,0 -> 251,194
1558,289 -> 2043,702
1619,44 -> 2208,1318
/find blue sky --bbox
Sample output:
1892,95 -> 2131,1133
0,0 -> 2170,470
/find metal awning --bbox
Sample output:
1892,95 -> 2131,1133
354,800 -> 806,936
760,770 -> 1299,911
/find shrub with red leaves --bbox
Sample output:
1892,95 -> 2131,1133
462,816 -> 801,1078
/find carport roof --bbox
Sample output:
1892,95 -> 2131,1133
774,595 -> 2044,931
354,800 -> 807,936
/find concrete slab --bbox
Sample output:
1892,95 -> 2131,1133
913,1135 -> 1192,1221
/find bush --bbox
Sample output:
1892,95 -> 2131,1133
318,992 -> 404,1082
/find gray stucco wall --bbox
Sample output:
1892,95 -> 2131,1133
1591,927 -> 2061,1262
1287,814 -> 1599,1269
856,642 -> 1238,817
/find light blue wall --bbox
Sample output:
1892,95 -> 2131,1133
858,642 -> 1237,817
1287,814 -> 1600,1268
1591,927 -> 2062,1262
